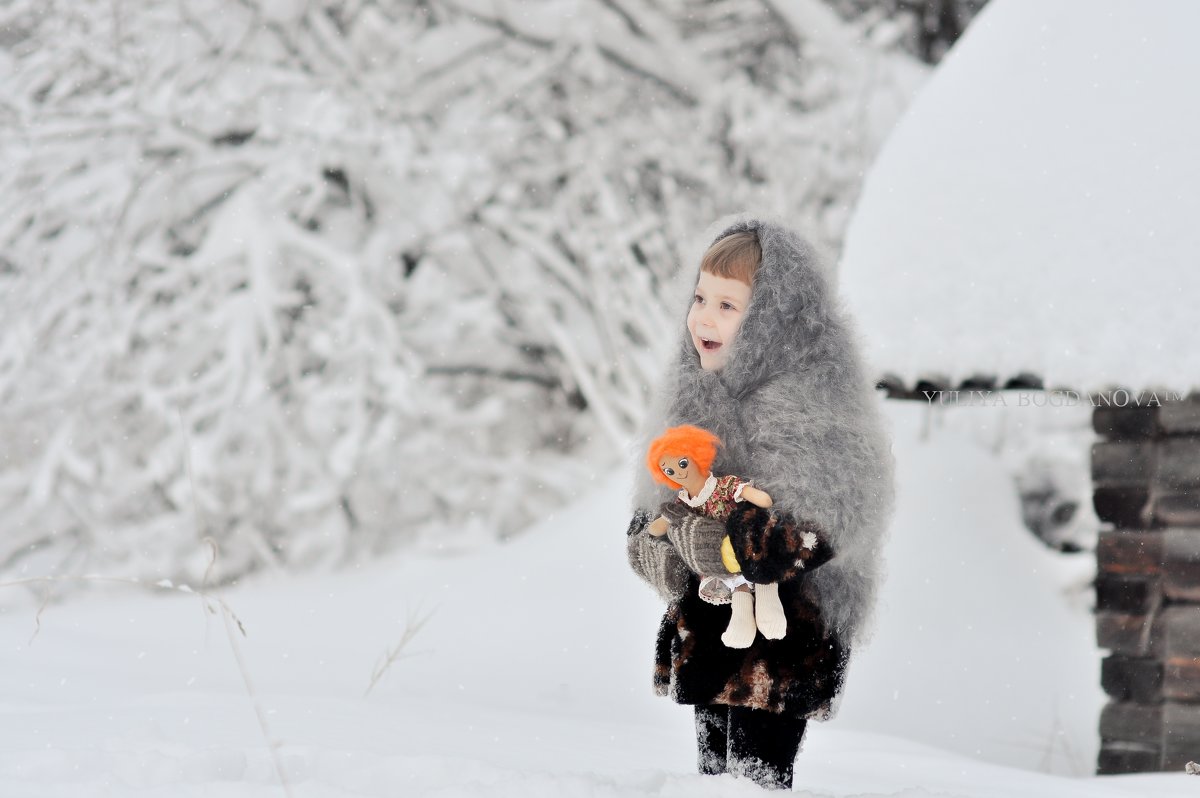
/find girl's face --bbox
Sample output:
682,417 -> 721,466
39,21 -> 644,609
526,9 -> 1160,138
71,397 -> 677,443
686,270 -> 752,371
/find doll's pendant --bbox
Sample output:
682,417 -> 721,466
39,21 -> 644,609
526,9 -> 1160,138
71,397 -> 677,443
720,535 -> 742,574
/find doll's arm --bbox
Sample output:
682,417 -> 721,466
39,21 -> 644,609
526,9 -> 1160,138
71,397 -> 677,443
738,485 -> 773,508
647,515 -> 669,537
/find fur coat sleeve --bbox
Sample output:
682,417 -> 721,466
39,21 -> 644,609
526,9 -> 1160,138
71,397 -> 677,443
724,503 -> 835,585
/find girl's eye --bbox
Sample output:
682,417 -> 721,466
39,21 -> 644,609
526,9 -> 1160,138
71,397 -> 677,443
721,302 -> 734,310
693,294 -> 703,304
678,458 -> 689,469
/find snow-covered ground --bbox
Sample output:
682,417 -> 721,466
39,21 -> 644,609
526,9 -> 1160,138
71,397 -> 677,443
1,400 -> 1193,796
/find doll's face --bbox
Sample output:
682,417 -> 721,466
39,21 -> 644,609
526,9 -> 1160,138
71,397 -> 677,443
658,452 -> 693,485
687,270 -> 752,371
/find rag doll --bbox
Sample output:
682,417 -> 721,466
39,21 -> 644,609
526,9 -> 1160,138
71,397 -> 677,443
645,424 -> 787,648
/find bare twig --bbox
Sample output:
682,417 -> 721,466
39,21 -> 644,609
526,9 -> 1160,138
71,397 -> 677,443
364,604 -> 435,697
0,568 -> 285,796
31,583 -> 52,646
181,408 -> 292,797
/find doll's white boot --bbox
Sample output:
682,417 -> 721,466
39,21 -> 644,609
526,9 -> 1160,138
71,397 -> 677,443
721,590 -> 757,649
754,582 -> 787,640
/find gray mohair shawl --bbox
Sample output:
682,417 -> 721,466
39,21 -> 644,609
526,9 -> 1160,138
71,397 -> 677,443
629,212 -> 897,650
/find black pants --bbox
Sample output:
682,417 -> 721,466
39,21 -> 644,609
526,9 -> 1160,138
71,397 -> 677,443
694,703 -> 808,790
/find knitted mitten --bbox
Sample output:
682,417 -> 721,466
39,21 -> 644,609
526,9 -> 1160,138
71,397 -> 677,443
659,501 -> 729,577
626,509 -> 690,603
721,590 -> 757,648
753,581 -> 787,640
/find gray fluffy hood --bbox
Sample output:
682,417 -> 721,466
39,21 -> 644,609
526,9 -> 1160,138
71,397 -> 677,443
629,212 -> 897,649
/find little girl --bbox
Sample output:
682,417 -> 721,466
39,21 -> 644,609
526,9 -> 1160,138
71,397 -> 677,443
625,215 -> 895,790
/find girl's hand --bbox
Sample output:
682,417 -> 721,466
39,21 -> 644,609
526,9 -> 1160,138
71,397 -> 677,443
626,509 -> 690,603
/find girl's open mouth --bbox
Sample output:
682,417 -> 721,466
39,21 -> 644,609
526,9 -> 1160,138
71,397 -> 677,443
701,337 -> 722,351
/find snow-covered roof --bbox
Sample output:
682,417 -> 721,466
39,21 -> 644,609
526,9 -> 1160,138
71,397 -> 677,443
840,0 -> 1200,398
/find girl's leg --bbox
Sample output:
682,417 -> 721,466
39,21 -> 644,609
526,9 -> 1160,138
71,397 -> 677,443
721,584 -> 757,648
694,703 -> 730,775
727,705 -> 808,790
753,582 -> 787,640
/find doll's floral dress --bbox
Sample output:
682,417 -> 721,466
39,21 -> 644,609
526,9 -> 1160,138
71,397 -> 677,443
675,473 -> 754,605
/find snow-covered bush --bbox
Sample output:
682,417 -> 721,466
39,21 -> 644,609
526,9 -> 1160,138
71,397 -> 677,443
0,0 -> 924,588
827,0 -> 989,63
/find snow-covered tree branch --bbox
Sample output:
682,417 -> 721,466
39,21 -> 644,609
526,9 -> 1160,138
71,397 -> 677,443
0,0 -> 927,591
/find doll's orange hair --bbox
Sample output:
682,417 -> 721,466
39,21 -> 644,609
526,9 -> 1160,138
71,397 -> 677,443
646,424 -> 720,487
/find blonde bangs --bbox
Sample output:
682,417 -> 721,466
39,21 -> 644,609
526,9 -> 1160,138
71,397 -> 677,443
699,231 -> 761,285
